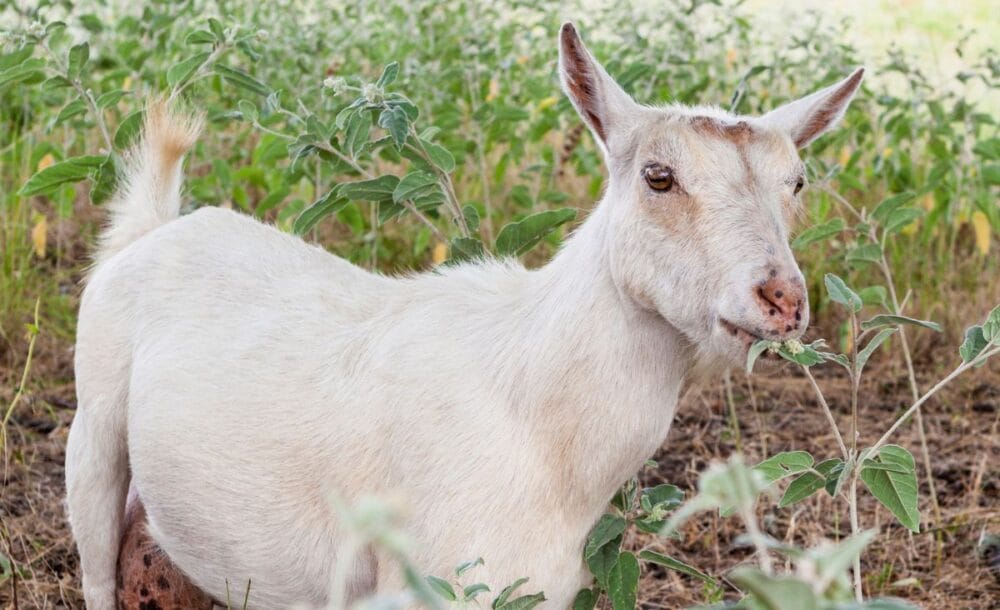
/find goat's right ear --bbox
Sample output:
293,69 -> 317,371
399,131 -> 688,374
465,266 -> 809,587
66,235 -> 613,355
559,22 -> 637,153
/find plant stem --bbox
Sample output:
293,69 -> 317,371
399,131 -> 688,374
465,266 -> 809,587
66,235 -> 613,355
169,41 -> 232,103
2,299 -> 40,432
849,309 -> 860,454
40,41 -> 114,152
407,133 -> 471,237
723,370 -> 742,452
740,505 -> 773,576
802,366 -> 850,460
256,123 -> 447,242
849,475 -> 863,602
876,250 -> 943,532
871,345 -> 1000,452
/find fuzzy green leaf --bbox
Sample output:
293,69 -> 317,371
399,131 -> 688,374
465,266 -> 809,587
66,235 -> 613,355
425,576 -> 456,601
376,61 -> 400,88
421,138 -> 456,173
378,105 -> 409,151
857,328 -> 897,372
67,42 -> 89,79
214,64 -> 271,96
746,339 -> 772,373
792,217 -> 845,249
293,189 -> 348,235
779,459 -> 843,507
495,208 -> 576,256
449,237 -> 486,263
754,451 -> 814,484
20,155 -> 106,196
982,305 -> 1000,342
340,175 -> 399,202
861,315 -> 941,333
393,170 -> 439,203
492,577 -> 529,608
607,552 -> 639,610
825,273 -> 862,312
860,445 -> 919,532
114,110 -> 144,150
871,192 -> 915,224
167,52 -> 211,89
638,550 -> 714,584
584,515 -> 626,561
571,589 -> 597,610
90,154 -> 118,205
959,325 -> 988,364
729,567 -> 820,610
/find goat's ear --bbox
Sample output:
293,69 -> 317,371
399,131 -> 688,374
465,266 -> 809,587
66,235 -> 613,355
559,22 -> 637,152
760,68 -> 865,149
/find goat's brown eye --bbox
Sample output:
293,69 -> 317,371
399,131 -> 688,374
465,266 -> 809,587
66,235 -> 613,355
794,177 -> 805,195
643,166 -> 674,192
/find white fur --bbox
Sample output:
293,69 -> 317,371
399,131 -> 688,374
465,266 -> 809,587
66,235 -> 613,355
66,25 -> 862,609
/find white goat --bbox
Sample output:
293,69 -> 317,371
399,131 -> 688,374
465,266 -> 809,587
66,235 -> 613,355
66,23 -> 863,610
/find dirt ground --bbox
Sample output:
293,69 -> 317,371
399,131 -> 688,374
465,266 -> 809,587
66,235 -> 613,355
1,319 -> 998,609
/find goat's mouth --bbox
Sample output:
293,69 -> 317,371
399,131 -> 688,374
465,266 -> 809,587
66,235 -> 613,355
719,318 -> 766,352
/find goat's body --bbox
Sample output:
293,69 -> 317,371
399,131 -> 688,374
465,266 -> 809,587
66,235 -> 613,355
72,200 -> 688,608
69,32 -> 859,605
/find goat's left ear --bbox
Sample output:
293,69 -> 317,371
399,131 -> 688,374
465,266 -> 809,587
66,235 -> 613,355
559,22 -> 637,154
760,68 -> 865,149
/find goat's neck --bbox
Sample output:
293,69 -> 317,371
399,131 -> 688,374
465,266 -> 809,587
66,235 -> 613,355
508,201 -> 691,520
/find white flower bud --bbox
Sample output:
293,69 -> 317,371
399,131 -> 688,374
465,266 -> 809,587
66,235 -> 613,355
362,82 -> 383,104
323,76 -> 347,95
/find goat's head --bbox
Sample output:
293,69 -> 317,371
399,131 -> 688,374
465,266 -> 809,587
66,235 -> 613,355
558,23 -> 863,368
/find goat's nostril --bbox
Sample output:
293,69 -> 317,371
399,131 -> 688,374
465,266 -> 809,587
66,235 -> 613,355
769,309 -> 776,316
795,311 -> 801,321
774,290 -> 784,299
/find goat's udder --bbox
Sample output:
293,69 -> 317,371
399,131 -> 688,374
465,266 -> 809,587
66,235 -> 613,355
117,496 -> 215,610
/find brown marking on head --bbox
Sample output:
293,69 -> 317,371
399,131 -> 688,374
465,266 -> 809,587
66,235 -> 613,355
689,116 -> 754,144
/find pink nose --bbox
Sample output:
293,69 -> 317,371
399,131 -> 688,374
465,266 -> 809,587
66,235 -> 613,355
755,272 -> 807,338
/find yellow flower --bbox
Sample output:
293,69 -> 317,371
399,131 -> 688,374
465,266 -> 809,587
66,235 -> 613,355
37,153 -> 54,171
485,78 -> 499,102
516,55 -> 529,66
31,215 -> 47,258
838,146 -> 851,167
432,241 -> 447,264
537,96 -> 558,111
972,211 -> 991,255
725,48 -> 737,69
882,147 -> 893,157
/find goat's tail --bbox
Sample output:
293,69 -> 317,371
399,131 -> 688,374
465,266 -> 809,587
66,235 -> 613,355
95,99 -> 202,265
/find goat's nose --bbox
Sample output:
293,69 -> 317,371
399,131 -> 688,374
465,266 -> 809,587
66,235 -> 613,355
755,271 -> 807,338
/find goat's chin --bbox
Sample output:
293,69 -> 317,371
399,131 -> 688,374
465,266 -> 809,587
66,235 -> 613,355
683,333 -> 746,384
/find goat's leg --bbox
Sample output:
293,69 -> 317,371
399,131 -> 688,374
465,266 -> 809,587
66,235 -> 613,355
66,401 -> 129,610
117,493 -> 214,610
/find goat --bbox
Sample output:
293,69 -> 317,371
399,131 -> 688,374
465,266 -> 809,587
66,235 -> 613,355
65,23 -> 863,609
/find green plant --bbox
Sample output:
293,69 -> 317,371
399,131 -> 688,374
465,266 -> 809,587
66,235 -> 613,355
742,295 -> 1000,601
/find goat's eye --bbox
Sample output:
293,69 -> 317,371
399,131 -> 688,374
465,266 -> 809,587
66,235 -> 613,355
643,165 -> 674,192
793,177 -> 805,195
